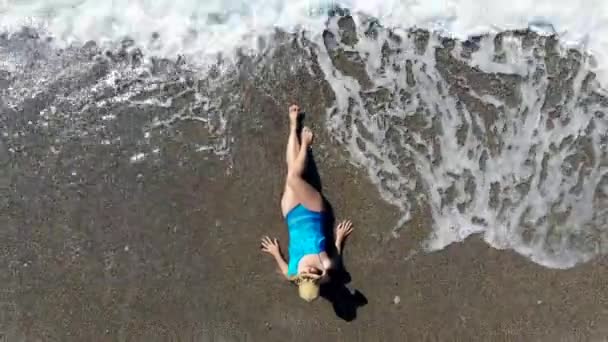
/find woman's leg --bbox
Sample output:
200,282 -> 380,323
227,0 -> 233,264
285,127 -> 323,212
285,106 -> 300,169
281,106 -> 302,216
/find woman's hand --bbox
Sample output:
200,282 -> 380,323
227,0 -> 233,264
335,220 -> 353,254
261,236 -> 281,257
261,236 -> 289,277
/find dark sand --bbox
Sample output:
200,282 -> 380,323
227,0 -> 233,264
1,29 -> 607,341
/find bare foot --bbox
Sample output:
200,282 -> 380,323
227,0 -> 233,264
289,104 -> 299,130
301,126 -> 314,146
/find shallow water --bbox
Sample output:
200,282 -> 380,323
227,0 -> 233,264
317,18 -> 608,268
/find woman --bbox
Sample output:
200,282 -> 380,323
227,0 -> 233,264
261,104 -> 354,302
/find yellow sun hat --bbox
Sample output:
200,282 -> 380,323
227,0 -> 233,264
297,279 -> 320,302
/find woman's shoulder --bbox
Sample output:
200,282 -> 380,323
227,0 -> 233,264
320,253 -> 334,270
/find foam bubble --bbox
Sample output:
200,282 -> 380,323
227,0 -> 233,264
130,153 -> 146,163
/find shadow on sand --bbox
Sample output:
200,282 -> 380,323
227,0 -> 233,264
301,119 -> 368,321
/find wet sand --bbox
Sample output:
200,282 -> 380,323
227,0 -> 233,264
1,30 -> 607,341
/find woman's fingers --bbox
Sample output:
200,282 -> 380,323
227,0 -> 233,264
260,236 -> 279,253
337,220 -> 354,238
338,220 -> 353,230
261,236 -> 271,251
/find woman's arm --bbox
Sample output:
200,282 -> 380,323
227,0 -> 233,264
261,236 -> 289,279
271,251 -> 289,277
317,220 -> 353,285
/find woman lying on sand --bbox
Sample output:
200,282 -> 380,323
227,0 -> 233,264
261,104 -> 353,302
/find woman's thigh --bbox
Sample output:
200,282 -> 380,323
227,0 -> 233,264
281,185 -> 299,217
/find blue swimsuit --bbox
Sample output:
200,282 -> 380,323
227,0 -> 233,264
285,204 -> 326,277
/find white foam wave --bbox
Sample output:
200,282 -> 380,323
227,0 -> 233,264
2,0 -> 608,84
0,33 -> 234,159
315,15 -> 608,268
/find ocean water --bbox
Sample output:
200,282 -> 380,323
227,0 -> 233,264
1,0 -> 607,268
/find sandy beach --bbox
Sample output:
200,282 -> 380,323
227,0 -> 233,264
1,24 -> 607,341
